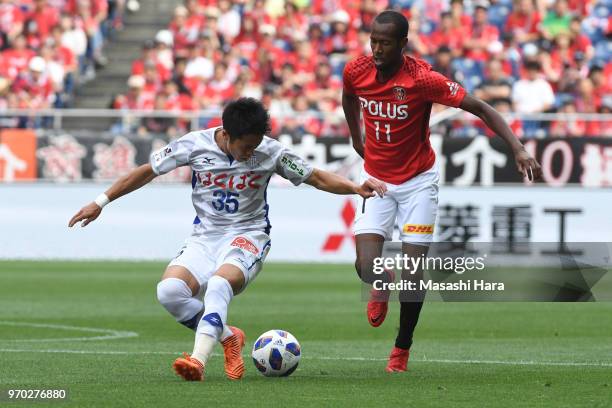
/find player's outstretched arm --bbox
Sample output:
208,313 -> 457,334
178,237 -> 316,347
68,164 -> 157,228
342,91 -> 365,158
304,168 -> 386,198
459,94 -> 542,181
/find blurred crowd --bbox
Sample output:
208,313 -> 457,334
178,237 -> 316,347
0,0 -> 132,126
113,0 -> 611,138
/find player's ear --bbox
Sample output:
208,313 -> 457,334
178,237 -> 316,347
399,37 -> 408,50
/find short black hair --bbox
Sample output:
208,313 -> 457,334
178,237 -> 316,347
222,97 -> 271,140
374,10 -> 409,40
524,60 -> 541,71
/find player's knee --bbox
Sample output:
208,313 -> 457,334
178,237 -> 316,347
156,278 -> 192,313
355,255 -> 378,284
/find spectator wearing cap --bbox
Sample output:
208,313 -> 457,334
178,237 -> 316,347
193,62 -> 233,109
505,0 -> 542,44
12,56 -> 54,110
325,9 -> 358,56
113,75 -> 152,110
464,1 -> 500,62
542,0 -> 572,40
154,29 -> 174,72
0,0 -> 25,47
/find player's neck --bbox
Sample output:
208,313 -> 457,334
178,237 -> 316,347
375,58 -> 404,83
214,128 -> 230,155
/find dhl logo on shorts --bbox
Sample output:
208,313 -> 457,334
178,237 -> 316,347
403,224 -> 434,234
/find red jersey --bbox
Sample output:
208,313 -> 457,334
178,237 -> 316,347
343,55 -> 466,184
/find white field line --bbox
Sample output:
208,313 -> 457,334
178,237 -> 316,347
0,348 -> 611,368
0,321 -> 138,342
1,321 -> 611,368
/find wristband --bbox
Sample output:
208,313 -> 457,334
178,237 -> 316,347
94,193 -> 110,208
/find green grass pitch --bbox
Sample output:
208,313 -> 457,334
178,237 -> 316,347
0,261 -> 611,407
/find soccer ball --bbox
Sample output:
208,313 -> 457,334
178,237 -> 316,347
251,329 -> 301,377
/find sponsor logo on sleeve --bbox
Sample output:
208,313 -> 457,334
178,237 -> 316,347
231,237 -> 259,255
153,145 -> 172,165
280,155 -> 306,177
447,81 -> 459,97
403,224 -> 434,234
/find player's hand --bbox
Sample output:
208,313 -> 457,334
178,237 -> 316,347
514,147 -> 542,181
68,202 -> 103,228
356,177 -> 386,198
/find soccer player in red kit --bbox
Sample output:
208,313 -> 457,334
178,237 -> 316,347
342,10 -> 542,372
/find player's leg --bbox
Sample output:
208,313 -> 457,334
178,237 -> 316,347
177,232 -> 271,381
156,266 -> 204,330
387,242 -> 428,372
354,186 -> 397,327
173,264 -> 244,382
388,167 -> 439,372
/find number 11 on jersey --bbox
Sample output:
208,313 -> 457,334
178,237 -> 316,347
374,121 -> 391,142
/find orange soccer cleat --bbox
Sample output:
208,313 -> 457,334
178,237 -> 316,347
367,269 -> 395,327
221,326 -> 246,380
172,352 -> 204,381
385,347 -> 410,372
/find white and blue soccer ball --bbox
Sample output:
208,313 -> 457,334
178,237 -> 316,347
251,329 -> 301,377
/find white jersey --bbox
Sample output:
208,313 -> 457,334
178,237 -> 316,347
150,127 -> 313,236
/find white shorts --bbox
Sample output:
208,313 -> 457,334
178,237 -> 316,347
353,163 -> 439,244
168,230 -> 271,296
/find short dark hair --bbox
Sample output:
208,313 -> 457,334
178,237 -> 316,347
222,97 -> 271,140
524,60 -> 541,71
374,10 -> 409,40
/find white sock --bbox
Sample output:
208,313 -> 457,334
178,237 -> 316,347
221,325 -> 233,342
193,276 -> 233,362
192,333 -> 216,365
157,278 -> 203,329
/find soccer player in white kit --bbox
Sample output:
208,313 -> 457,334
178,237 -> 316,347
69,98 -> 386,382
